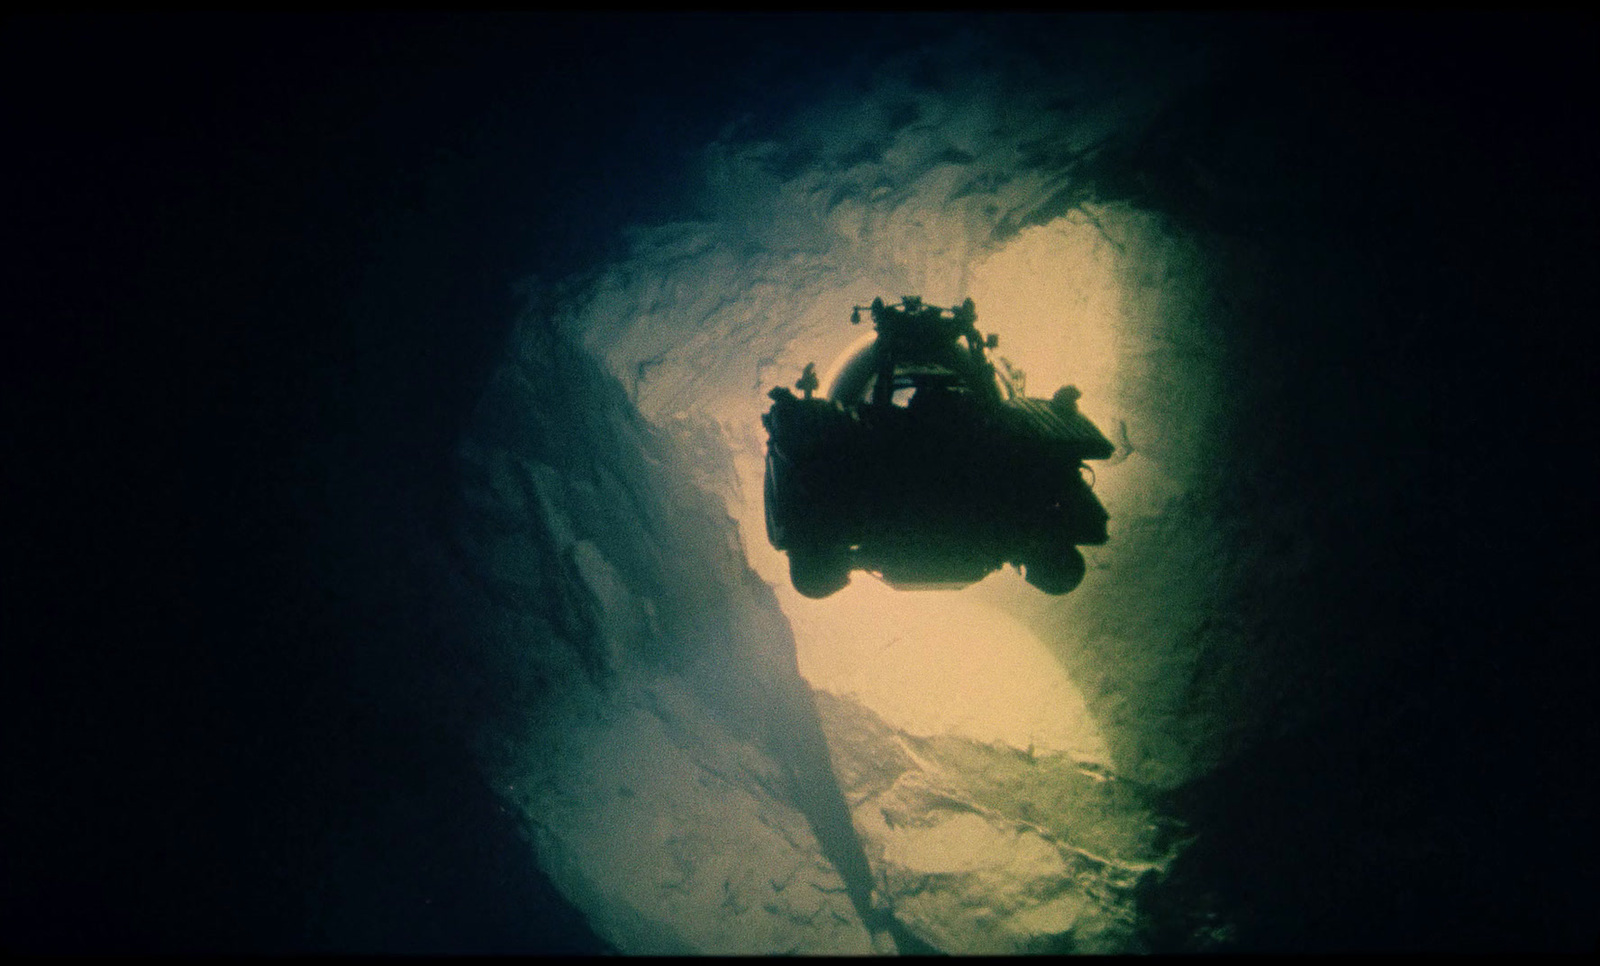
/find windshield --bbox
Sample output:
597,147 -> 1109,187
827,340 -> 1005,409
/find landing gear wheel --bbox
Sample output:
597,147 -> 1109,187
764,451 -> 809,551
764,456 -> 786,548
789,546 -> 851,599
1023,545 -> 1086,595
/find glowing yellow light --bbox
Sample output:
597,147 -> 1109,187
719,210 -> 1147,769
966,215 -> 1125,418
780,576 -> 1108,762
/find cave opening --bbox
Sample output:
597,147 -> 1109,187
447,33 -> 1240,951
457,16 -> 1596,951
11,11 -> 1592,957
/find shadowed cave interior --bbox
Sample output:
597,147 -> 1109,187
5,12 -> 1595,954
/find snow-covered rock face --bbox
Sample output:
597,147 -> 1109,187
816,690 -> 1184,954
445,25 -> 1301,954
442,321 -> 878,954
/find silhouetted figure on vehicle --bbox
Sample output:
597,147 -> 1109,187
796,362 -> 819,400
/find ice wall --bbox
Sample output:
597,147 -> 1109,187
441,315 -> 881,953
563,34 -> 1266,791
448,24 -> 1295,955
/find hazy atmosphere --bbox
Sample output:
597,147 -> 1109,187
6,12 -> 1594,953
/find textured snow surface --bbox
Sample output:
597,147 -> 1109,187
445,323 -> 875,953
519,691 -> 870,955
788,579 -> 1109,761
816,690 -> 1182,954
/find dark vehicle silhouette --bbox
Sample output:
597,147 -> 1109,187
762,296 -> 1114,599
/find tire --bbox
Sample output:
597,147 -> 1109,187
1023,545 -> 1086,595
764,455 -> 786,548
789,546 -> 851,599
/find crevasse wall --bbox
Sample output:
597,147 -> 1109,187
442,314 -> 883,954
563,35 -> 1266,789
449,27 -> 1298,954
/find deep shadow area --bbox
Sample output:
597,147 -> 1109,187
0,11 -> 966,953
3,11 -> 1592,954
0,12 -> 723,953
1087,15 -> 1596,952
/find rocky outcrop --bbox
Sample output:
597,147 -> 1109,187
814,689 -> 1185,954
438,314 -> 884,954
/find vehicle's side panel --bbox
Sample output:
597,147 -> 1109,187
1004,397 -> 1115,460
